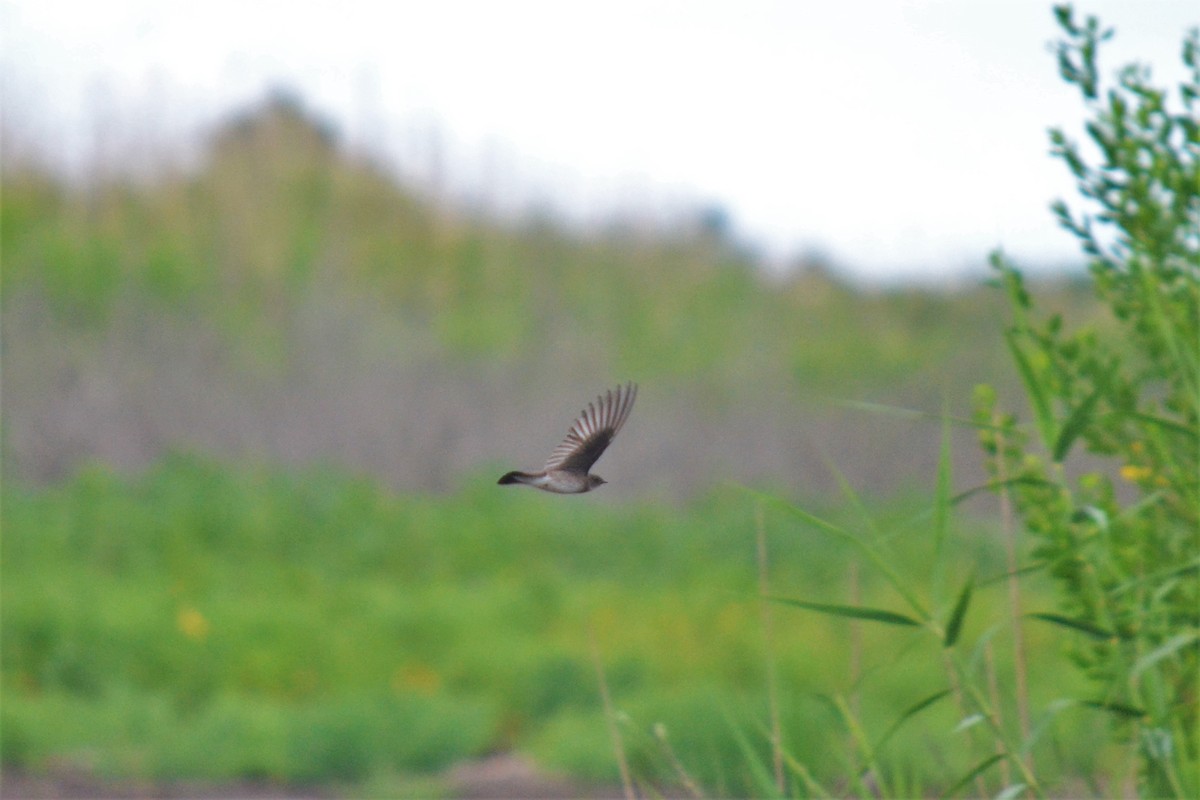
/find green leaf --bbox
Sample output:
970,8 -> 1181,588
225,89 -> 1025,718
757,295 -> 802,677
1081,699 -> 1146,719
943,574 -> 974,648
1132,631 -> 1200,679
932,409 -> 953,597
953,713 -> 986,734
1020,698 -> 1077,756
978,563 -> 1045,589
993,252 -> 1030,316
996,783 -> 1030,800
1052,386 -> 1103,462
950,476 -> 1058,506
1027,612 -> 1116,639
871,689 -> 951,758
1122,410 -> 1200,441
1070,505 -> 1109,529
942,753 -> 1005,798
769,597 -> 921,627
1005,329 -> 1058,450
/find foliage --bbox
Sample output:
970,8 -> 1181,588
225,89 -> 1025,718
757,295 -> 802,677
0,455 -> 1088,794
975,6 -> 1199,797
743,426 -> 1059,799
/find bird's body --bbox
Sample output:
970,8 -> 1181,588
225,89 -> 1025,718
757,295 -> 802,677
498,382 -> 637,494
496,469 -> 599,494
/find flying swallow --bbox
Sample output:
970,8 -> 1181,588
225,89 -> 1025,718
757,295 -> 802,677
498,382 -> 637,493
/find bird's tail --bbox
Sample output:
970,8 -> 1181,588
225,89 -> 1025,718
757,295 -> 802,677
498,471 -> 536,486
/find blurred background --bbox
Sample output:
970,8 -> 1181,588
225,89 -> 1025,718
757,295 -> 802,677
2,1 -> 1193,796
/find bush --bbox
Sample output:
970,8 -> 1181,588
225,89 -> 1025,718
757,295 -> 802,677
976,6 -> 1199,797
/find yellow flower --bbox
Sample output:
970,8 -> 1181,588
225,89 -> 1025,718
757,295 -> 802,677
177,607 -> 210,641
1120,464 -> 1152,483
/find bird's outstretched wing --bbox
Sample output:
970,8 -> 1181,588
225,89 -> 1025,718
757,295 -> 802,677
543,382 -> 637,474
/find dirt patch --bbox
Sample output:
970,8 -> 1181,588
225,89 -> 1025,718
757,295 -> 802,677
1,755 -> 633,800
0,768 -> 333,799
445,754 -> 624,799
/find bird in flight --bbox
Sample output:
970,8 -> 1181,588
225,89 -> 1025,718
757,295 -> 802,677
498,382 -> 637,493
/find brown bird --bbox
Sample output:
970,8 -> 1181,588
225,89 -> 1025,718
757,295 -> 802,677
498,382 -> 638,493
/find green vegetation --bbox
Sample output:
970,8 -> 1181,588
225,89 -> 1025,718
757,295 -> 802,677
3,455 -> 1102,795
748,8 -> 1199,799
0,92 -> 1083,401
2,4 -> 1196,799
977,7 -> 1199,796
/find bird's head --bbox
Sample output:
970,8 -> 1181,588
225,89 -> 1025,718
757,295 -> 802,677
588,475 -> 607,489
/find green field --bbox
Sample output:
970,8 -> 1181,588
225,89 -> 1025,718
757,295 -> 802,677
2,454 -> 1117,796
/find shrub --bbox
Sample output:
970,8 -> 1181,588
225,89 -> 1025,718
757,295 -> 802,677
976,6 -> 1199,797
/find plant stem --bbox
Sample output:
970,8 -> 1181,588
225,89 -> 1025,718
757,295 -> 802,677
590,623 -> 636,800
756,504 -> 786,796
997,438 -> 1033,751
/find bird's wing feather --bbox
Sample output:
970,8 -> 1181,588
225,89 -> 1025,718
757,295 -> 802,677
543,382 -> 637,473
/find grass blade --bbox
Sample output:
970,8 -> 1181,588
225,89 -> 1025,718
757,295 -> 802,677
833,693 -> 887,796
943,573 -> 974,648
1026,612 -> 1116,640
870,689 -> 951,760
721,707 -> 788,800
1052,386 -> 1103,462
978,563 -> 1045,589
819,451 -> 880,541
781,749 -> 835,799
739,486 -> 849,540
950,476 -> 1058,506
1019,698 -> 1076,756
769,596 -> 921,627
932,408 -> 953,600
1005,329 -> 1057,450
1132,630 -> 1200,679
942,753 -> 1006,798
1081,699 -> 1146,719
836,399 -> 1004,431
742,486 -> 930,622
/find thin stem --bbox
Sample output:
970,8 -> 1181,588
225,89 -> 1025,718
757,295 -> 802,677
997,437 -> 1033,750
942,649 -> 991,798
756,504 -> 786,796
590,623 -> 636,800
960,671 -> 1045,799
984,640 -> 1013,788
653,723 -> 705,799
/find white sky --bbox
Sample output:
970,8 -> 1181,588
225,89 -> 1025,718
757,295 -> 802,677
2,0 -> 1196,280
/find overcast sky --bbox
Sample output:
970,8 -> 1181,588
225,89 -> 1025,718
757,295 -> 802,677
2,1 -> 1196,280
